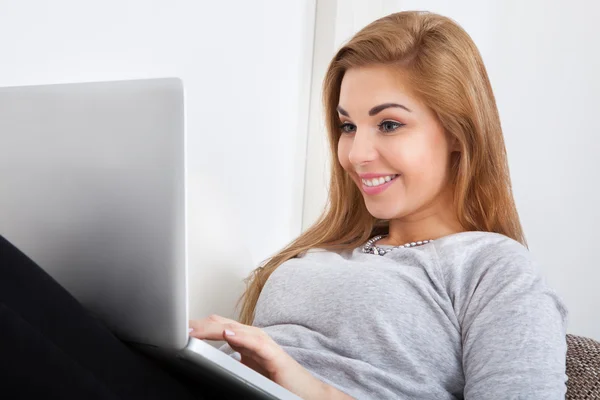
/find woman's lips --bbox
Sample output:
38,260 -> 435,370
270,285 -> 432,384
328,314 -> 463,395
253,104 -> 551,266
360,174 -> 400,195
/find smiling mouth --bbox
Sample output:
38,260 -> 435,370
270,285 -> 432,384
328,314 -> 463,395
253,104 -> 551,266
361,174 -> 400,187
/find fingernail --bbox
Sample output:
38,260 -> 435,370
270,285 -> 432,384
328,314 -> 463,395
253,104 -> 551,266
224,329 -> 235,336
188,328 -> 194,333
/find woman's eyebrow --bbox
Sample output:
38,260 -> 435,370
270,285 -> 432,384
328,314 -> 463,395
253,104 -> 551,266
369,103 -> 412,115
336,106 -> 350,117
336,103 -> 412,117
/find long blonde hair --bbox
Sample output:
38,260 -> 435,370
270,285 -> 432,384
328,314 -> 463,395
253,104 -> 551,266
237,11 -> 525,325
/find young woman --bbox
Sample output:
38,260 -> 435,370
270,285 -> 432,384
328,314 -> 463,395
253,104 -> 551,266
189,10 -> 568,400
0,10 -> 567,400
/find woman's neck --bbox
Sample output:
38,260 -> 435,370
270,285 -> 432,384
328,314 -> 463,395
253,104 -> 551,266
374,183 -> 467,246
378,222 -> 466,246
376,206 -> 466,246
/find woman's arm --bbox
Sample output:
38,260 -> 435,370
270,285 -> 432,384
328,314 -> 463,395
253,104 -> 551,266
460,250 -> 568,399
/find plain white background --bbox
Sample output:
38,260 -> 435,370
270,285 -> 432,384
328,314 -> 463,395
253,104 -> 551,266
304,0 -> 600,340
1,0 -> 598,340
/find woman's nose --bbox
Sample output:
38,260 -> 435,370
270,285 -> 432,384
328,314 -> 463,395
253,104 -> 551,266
348,131 -> 378,166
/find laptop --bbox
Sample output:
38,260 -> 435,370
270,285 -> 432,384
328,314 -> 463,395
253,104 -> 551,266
0,78 -> 301,400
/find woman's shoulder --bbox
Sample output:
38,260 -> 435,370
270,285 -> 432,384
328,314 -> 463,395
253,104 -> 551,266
431,230 -> 538,283
433,230 -> 530,259
432,231 -> 568,339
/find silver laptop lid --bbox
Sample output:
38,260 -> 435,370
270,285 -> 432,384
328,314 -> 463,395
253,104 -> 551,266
0,78 -> 189,350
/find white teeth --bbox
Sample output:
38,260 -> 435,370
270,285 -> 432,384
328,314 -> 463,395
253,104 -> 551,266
361,174 -> 398,187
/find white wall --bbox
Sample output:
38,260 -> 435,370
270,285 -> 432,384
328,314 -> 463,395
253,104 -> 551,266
0,0 -> 316,320
3,0 -> 597,340
304,0 -> 600,340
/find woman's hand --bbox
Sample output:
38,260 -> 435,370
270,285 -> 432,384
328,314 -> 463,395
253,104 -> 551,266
189,315 -> 353,400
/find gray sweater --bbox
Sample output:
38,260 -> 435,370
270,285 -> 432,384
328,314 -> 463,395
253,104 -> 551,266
221,231 -> 568,399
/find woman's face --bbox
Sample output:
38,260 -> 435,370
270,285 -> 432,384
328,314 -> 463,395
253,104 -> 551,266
337,64 -> 457,221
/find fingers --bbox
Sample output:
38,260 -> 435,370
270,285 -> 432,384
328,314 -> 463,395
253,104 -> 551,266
219,326 -> 264,352
188,315 -> 286,373
219,325 -> 282,369
204,314 -> 237,324
189,315 -> 240,341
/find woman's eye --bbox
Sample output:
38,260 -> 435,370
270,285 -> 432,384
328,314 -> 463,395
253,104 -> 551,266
339,122 -> 356,134
378,120 -> 404,133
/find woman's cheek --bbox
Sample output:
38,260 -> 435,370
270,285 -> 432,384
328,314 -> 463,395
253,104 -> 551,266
337,139 -> 352,170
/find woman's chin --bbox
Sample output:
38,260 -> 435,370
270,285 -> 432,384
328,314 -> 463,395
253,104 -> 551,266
364,203 -> 403,220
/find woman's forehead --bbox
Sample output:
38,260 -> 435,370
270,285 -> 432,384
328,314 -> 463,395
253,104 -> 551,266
338,66 -> 420,111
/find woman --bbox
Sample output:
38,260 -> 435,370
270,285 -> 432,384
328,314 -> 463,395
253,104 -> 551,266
189,10 -> 568,400
0,10 -> 567,400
